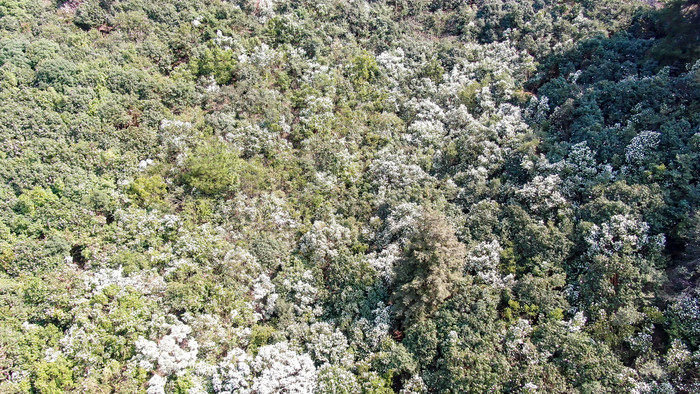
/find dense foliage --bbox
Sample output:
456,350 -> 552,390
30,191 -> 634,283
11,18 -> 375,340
1,0 -> 699,392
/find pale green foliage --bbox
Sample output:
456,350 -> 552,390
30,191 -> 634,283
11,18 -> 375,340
181,142 -> 241,195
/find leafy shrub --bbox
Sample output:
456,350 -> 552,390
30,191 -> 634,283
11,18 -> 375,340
180,141 -> 241,196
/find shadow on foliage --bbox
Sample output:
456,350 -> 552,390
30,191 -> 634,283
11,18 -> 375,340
527,0 -> 700,300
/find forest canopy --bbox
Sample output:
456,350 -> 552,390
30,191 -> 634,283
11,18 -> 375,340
0,0 -> 699,393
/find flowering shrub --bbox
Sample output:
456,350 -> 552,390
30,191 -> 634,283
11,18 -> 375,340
299,219 -> 352,265
134,322 -> 199,376
250,342 -> 316,394
516,175 -> 568,213
667,292 -> 700,347
625,131 -> 661,167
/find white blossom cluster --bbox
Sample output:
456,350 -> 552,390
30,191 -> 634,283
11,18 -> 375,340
43,347 -> 63,363
299,219 -> 351,264
551,141 -> 615,198
134,322 -> 199,376
161,139 -> 192,168
238,43 -> 279,68
218,116 -> 291,157
450,139 -> 501,181
504,319 -> 536,358
251,342 -> 316,393
378,203 -> 423,247
328,141 -> 361,183
525,95 -> 550,123
516,175 -> 568,213
584,214 -> 653,256
299,61 -> 335,91
313,171 -> 339,192
138,158 -> 154,170
443,102 -> 526,186
442,104 -> 476,131
665,339 -> 691,371
405,118 -> 446,148
304,322 -> 353,366
392,41 -> 529,109
251,274 -> 277,321
253,0 -> 276,23
625,130 -> 661,166
258,192 -> 299,229
299,95 -> 335,131
565,311 -> 587,333
84,265 -> 165,295
111,209 -> 181,249
377,47 -> 410,85
210,348 -> 252,393
465,240 -> 513,289
503,319 -> 556,381
203,75 -> 221,92
465,240 -> 502,273
628,329 -> 653,354
400,375 -> 428,394
437,67 -> 473,106
351,302 -> 392,350
213,30 -> 239,51
211,342 -> 316,394
403,98 -> 445,123
316,364 -> 360,393
281,270 -> 322,318
668,293 -> 700,340
369,148 -> 429,192
160,119 -> 193,131
365,243 -> 401,284
158,119 -> 195,162
183,313 -> 233,358
59,321 -> 112,367
523,382 -> 539,393
630,377 -> 679,394
370,35 -> 537,222
222,246 -> 262,285
167,224 -> 228,273
229,192 -> 299,231
493,103 -> 529,138
455,41 -> 533,92
146,374 -> 167,394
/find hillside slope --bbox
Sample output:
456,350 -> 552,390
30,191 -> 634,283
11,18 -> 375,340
0,0 -> 698,392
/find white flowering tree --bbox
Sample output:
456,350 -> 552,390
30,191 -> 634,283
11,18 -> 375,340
575,214 -> 666,328
211,342 -> 317,394
134,321 -> 199,394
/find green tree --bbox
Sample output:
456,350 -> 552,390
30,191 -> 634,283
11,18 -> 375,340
181,141 -> 241,196
391,208 -> 466,325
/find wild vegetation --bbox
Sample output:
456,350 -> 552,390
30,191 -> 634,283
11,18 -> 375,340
0,0 -> 699,392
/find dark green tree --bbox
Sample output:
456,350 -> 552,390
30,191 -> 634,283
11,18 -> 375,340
391,209 -> 466,325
